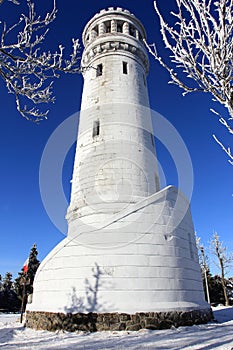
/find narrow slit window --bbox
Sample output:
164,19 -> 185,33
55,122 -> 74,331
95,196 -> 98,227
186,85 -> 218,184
143,74 -> 146,86
123,61 -> 128,74
93,120 -> 100,138
188,232 -> 194,259
151,133 -> 155,147
96,64 -> 103,77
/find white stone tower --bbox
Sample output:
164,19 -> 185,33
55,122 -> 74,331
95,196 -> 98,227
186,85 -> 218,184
27,8 -> 212,331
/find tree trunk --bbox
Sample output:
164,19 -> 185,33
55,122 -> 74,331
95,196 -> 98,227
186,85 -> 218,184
220,258 -> 229,306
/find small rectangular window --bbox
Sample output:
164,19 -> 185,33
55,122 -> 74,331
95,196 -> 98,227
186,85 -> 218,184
117,21 -> 123,32
123,61 -> 128,74
93,25 -> 99,36
188,232 -> 194,259
92,120 -> 100,138
105,20 -> 111,33
155,174 -> 160,191
129,24 -> 136,37
96,64 -> 103,77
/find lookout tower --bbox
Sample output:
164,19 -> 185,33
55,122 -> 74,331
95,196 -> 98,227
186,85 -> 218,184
26,8 -> 212,331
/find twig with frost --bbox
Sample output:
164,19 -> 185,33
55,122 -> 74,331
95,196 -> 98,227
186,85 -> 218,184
145,0 -> 233,162
0,0 -> 82,122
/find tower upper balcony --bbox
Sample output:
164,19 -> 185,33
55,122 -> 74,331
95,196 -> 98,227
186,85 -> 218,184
82,7 -> 149,74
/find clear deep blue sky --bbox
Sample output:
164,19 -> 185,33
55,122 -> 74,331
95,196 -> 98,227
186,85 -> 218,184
0,0 -> 232,278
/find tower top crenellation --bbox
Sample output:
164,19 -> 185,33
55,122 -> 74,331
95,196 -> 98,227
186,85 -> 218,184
82,7 -> 149,72
82,7 -> 146,47
96,7 -> 134,18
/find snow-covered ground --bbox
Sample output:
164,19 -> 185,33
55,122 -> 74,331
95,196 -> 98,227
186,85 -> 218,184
0,307 -> 233,349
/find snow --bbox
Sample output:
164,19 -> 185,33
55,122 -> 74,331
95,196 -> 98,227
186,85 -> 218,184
0,307 -> 233,349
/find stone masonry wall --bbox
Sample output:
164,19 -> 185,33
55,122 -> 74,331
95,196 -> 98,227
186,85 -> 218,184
26,308 -> 213,332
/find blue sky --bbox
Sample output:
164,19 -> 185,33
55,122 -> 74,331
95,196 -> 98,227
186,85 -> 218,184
0,0 -> 232,279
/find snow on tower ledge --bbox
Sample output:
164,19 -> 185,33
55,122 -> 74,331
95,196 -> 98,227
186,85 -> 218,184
26,7 -> 212,332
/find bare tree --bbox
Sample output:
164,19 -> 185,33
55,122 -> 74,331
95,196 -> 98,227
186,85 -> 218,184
145,0 -> 233,164
0,0 -> 81,122
210,232 -> 233,306
196,236 -> 211,303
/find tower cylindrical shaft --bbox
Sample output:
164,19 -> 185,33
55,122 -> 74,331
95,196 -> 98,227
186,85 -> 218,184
67,8 -> 159,225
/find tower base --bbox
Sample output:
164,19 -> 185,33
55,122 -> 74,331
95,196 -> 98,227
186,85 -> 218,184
26,186 -> 211,331
26,308 -> 212,332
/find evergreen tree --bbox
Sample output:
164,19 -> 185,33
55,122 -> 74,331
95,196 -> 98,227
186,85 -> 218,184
0,274 -> 2,292
228,277 -> 233,304
202,274 -> 233,306
208,275 -> 225,305
2,272 -> 13,292
27,243 -> 40,292
0,272 -> 20,311
15,244 -> 40,299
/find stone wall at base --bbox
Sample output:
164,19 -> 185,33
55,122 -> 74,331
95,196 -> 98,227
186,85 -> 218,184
26,308 -> 213,332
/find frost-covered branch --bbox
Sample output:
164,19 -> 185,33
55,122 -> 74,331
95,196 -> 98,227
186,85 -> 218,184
213,134 -> 233,165
147,0 -> 233,163
0,0 -> 82,122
